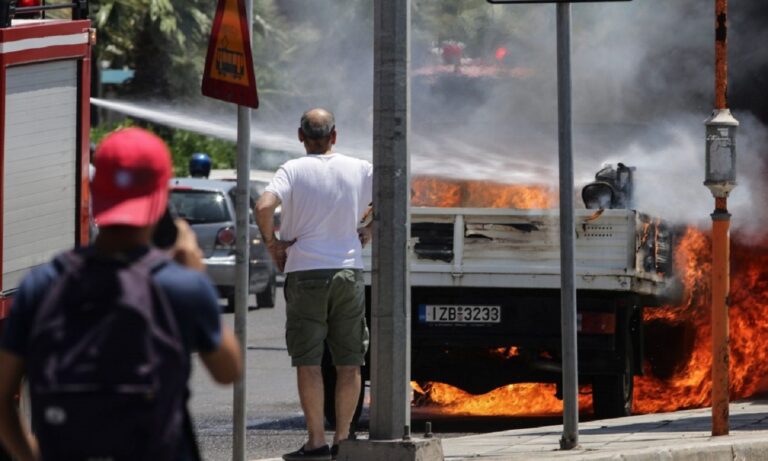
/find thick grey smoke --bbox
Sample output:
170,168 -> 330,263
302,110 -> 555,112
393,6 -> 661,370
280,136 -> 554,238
563,1 -> 768,233
404,1 -> 768,233
107,1 -> 768,233
263,1 -> 768,233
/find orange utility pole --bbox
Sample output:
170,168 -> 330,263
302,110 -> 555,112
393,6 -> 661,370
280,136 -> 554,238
706,0 -> 738,437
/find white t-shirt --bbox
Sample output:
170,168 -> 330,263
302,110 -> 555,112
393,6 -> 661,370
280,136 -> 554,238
265,153 -> 373,273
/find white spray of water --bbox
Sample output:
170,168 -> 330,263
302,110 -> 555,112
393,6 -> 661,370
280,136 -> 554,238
91,97 -> 554,185
91,98 -> 303,155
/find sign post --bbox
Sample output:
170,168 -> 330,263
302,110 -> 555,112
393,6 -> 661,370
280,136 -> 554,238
487,0 -> 632,450
555,3 -> 577,449
202,1 -> 258,460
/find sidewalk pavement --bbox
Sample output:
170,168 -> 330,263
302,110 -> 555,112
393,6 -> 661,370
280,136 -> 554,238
254,399 -> 768,460
440,399 -> 768,460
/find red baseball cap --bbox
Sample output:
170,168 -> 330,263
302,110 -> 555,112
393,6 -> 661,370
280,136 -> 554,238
92,128 -> 172,227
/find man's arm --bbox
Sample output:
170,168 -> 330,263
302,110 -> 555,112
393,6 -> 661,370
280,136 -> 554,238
255,191 -> 279,244
0,352 -> 38,461
199,326 -> 242,384
255,192 -> 294,272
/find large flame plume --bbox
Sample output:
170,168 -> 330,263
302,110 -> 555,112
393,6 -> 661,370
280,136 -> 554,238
411,176 -> 555,209
411,177 -> 768,416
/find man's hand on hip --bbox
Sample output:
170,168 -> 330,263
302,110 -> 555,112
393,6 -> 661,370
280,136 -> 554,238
266,238 -> 295,272
358,226 -> 372,248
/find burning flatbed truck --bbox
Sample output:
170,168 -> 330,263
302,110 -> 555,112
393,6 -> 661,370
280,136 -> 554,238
328,165 -> 681,422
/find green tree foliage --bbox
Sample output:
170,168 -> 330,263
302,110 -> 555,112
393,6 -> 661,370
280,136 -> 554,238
90,0 -> 211,98
90,0 -> 297,102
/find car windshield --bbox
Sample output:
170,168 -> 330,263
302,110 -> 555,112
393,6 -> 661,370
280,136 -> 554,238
170,190 -> 231,224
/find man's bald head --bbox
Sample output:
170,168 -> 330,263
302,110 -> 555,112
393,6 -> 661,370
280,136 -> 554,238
298,108 -> 336,154
300,108 -> 335,140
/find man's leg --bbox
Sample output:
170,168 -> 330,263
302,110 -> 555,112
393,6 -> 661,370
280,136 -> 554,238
333,365 -> 361,444
297,365 -> 327,449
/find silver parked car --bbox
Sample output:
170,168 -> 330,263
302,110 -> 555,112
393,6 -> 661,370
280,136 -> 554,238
169,178 -> 276,310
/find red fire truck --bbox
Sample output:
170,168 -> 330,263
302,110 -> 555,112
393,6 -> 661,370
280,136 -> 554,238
0,2 -> 92,322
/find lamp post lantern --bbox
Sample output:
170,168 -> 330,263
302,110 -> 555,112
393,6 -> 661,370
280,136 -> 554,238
704,109 -> 738,198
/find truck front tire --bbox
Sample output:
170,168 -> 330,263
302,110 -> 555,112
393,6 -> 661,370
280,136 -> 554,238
256,270 -> 276,308
592,341 -> 634,419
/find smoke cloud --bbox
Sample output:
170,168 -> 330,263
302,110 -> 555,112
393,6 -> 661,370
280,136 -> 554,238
259,0 -> 768,232
111,1 -> 768,232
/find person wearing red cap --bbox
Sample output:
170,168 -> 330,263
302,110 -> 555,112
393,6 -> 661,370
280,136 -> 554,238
0,128 -> 242,461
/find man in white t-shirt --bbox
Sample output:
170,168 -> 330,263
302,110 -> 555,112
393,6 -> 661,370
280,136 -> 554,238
255,108 -> 372,461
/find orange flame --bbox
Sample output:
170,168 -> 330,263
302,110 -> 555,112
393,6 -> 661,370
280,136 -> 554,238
410,177 -> 768,416
636,230 -> 768,412
411,176 -> 555,209
633,227 -> 712,413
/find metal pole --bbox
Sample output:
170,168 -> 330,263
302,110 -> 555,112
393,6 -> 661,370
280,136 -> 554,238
370,0 -> 411,441
715,0 -> 728,111
711,0 -> 730,437
233,0 -> 253,458
556,2 -> 578,450
711,198 -> 730,436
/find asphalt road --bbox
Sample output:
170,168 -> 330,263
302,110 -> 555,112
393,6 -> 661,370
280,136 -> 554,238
187,288 -> 565,460
188,288 -> 308,460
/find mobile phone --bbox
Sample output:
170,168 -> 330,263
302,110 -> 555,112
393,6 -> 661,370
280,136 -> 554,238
152,205 -> 178,249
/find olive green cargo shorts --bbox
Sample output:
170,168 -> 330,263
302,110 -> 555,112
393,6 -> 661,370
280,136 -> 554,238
284,269 -> 370,367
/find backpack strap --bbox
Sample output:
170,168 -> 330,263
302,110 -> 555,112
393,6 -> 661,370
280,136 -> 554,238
129,249 -> 186,359
32,249 -> 90,329
135,249 -> 200,459
51,248 -> 89,278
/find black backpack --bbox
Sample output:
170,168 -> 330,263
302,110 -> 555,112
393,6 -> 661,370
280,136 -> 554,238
26,248 -> 190,461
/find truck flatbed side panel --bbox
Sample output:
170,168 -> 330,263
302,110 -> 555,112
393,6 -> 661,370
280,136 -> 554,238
362,207 -> 671,295
362,272 -> 661,294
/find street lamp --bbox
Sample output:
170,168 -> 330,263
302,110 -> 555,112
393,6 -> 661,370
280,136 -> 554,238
706,0 -> 736,438
705,107 -> 738,438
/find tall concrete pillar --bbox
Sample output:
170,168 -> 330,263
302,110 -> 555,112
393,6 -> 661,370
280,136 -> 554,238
370,0 -> 412,441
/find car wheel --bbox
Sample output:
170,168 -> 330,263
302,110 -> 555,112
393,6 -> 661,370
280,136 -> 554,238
225,294 -> 236,313
593,339 -> 634,419
256,271 -> 276,308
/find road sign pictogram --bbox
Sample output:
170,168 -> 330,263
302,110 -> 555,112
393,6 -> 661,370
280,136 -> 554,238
202,0 -> 258,108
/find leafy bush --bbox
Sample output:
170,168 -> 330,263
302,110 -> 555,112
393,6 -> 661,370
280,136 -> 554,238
91,120 -> 236,176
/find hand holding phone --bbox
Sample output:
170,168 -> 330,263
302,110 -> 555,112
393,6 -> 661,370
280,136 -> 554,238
152,207 -> 178,249
170,219 -> 205,271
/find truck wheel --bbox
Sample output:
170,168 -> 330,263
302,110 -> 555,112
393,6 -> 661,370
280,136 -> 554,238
593,342 -> 634,419
256,271 -> 276,308
322,346 -> 365,434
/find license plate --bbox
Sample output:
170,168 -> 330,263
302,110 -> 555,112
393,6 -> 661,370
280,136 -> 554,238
419,304 -> 501,324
